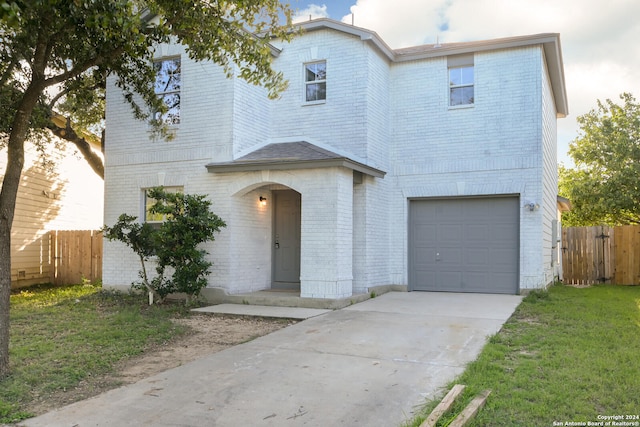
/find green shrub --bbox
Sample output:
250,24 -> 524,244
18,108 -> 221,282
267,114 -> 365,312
103,187 -> 226,303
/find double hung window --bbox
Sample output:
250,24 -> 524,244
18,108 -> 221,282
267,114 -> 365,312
153,58 -> 181,125
448,54 -> 474,107
304,61 -> 326,103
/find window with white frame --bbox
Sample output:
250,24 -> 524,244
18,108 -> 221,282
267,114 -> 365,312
304,61 -> 326,102
144,186 -> 183,224
153,57 -> 181,125
448,54 -> 474,107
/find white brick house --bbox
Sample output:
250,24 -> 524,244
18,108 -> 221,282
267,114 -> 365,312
103,19 -> 568,300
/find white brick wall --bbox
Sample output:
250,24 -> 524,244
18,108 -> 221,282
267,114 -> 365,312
270,30 -> 370,162
541,50 -> 560,286
104,26 -> 561,297
388,46 -> 553,291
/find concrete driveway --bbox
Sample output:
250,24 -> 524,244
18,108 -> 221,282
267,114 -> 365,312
20,292 -> 522,427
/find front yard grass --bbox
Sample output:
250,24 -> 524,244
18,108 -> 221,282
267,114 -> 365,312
0,283 -> 191,423
407,284 -> 640,427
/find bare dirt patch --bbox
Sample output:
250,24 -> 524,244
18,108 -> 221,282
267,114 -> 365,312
25,314 -> 294,417
116,314 -> 294,383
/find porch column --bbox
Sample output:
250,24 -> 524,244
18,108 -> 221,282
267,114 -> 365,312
300,168 -> 353,299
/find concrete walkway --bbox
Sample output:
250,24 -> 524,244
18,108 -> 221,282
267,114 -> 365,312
192,304 -> 332,320
19,292 -> 522,427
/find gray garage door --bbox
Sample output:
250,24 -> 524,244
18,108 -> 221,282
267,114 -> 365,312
409,197 -> 519,294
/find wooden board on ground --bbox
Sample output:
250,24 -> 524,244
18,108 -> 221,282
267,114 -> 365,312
449,389 -> 492,427
420,384 -> 466,427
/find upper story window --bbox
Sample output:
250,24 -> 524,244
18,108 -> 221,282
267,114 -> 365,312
153,57 -> 181,125
448,54 -> 474,107
304,61 -> 326,103
144,186 -> 183,225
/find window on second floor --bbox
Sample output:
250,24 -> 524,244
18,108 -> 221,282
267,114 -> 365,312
153,57 -> 181,125
304,61 -> 326,103
448,54 -> 474,107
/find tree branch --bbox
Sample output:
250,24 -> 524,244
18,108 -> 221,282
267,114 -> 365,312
44,45 -> 125,88
0,58 -> 18,88
47,116 -> 104,179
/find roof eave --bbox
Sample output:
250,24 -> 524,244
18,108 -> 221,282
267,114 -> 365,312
206,158 -> 386,178
557,195 -> 572,212
51,113 -> 102,150
296,18 -> 395,61
542,36 -> 569,118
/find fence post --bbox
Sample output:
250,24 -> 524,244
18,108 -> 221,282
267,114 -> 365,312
49,230 -> 55,284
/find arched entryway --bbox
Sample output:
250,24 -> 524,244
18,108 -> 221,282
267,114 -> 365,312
207,140 -> 386,299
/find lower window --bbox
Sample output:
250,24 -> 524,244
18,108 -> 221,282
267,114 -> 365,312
143,186 -> 183,226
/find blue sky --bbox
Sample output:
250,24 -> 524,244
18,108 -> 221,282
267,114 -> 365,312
287,0 -> 640,166
289,0 -> 351,22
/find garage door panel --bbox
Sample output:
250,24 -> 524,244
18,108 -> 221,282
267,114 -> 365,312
413,248 -> 435,268
466,248 -> 489,265
438,247 -> 462,264
439,271 -> 463,288
437,203 -> 464,221
492,249 -> 516,266
493,223 -> 518,241
414,271 -> 437,288
409,197 -> 519,294
464,272 -> 490,288
492,273 -> 519,293
414,224 -> 437,242
466,224 -> 489,241
437,225 -> 462,243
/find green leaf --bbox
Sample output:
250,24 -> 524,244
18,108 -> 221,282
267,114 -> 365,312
560,93 -> 640,226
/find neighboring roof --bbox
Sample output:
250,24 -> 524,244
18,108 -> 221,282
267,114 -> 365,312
557,195 -> 572,212
51,113 -> 102,151
205,141 -> 386,178
293,19 -> 568,117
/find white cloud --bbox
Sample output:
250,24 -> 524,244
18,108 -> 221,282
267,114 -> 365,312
339,0 -> 640,162
346,0 -> 446,47
293,4 -> 330,23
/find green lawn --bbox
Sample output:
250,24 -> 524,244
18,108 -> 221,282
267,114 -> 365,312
407,284 -> 640,427
1,283 -> 191,423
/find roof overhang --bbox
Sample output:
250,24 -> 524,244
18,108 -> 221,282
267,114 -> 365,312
51,113 -> 102,151
207,158 -> 385,178
296,19 -> 395,61
557,195 -> 572,212
205,141 -> 386,178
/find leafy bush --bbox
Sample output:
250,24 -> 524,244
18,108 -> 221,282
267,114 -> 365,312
103,187 -> 226,303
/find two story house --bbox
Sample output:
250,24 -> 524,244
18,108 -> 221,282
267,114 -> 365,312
103,18 -> 567,300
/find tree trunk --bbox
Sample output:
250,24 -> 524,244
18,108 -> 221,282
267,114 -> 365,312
0,83 -> 43,379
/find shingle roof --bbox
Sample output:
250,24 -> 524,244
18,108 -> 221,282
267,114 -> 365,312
236,142 -> 341,162
205,142 -> 386,178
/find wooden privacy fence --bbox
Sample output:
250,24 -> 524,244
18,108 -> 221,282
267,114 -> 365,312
562,225 -> 640,285
50,230 -> 103,285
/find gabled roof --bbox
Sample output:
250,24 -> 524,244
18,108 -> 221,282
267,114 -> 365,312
205,141 -> 386,178
293,19 -> 568,117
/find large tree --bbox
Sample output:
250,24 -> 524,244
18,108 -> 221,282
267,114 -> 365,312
559,93 -> 640,226
0,0 -> 294,378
